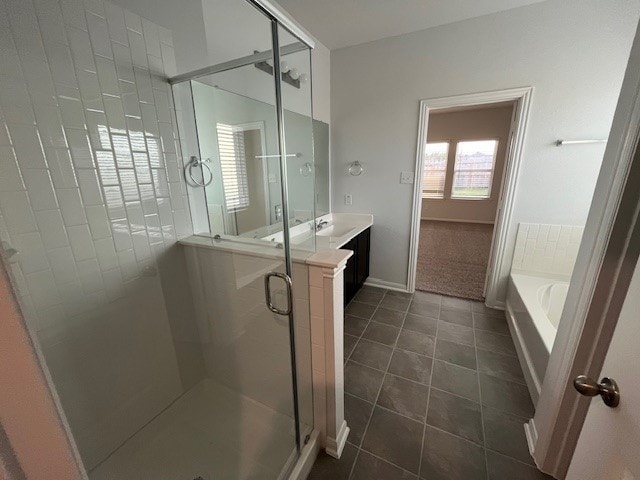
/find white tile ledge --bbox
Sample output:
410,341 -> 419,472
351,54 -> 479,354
179,212 -> 373,264
306,248 -> 352,269
179,234 -> 314,264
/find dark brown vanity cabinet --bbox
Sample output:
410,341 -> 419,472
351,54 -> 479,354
343,227 -> 371,306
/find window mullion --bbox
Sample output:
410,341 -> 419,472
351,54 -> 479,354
444,141 -> 455,199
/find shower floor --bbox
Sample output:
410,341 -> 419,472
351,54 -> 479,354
90,379 -> 297,480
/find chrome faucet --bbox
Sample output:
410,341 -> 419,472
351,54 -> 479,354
313,219 -> 329,231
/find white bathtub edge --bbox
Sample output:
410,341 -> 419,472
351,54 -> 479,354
524,418 -> 539,459
509,274 -> 559,354
505,302 -> 542,405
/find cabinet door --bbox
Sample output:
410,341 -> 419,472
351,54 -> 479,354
344,238 -> 357,305
356,228 -> 370,287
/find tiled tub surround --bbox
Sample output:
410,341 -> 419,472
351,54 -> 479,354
511,223 -> 584,279
506,222 -> 583,405
309,288 -> 552,480
0,0 -> 196,471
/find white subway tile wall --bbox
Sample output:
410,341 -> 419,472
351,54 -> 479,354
511,222 -> 584,278
0,0 -> 192,469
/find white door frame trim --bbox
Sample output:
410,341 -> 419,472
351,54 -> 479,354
407,86 -> 534,308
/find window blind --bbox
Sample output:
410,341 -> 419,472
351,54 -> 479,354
216,123 -> 250,212
451,140 -> 498,199
422,142 -> 449,199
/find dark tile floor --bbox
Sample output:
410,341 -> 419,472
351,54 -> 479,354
309,287 -> 553,480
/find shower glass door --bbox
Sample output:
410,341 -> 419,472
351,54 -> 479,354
169,7 -> 315,480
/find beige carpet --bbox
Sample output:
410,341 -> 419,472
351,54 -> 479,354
416,220 -> 494,301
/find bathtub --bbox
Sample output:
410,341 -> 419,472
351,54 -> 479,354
506,273 -> 569,405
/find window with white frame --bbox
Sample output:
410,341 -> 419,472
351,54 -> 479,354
422,142 -> 449,199
451,140 -> 498,199
216,123 -> 250,211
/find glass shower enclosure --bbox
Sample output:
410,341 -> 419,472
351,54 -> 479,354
0,0 -> 317,477
168,2 -> 316,479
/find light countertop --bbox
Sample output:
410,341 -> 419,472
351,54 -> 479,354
179,212 -> 373,263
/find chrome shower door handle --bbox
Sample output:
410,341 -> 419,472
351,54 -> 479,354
264,271 -> 293,316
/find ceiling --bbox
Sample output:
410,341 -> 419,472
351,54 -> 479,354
274,0 -> 549,50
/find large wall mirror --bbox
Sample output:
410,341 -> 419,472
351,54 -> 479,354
190,82 -> 329,240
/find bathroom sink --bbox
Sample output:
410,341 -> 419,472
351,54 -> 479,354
316,224 -> 354,237
290,231 -> 314,245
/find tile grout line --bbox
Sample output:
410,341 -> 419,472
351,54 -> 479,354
346,358 -> 432,380
417,297 -> 441,480
342,289 -> 381,475
341,297 -> 532,480
347,289 -> 410,480
345,385 -> 485,433
472,307 -> 543,473
344,292 -> 523,478
486,447 -> 540,470
344,394 -> 493,452
351,449 -> 419,478
343,294 -> 382,363
345,289 -> 389,479
473,309 -> 491,480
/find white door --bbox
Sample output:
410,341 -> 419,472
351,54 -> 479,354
566,258 -> 640,480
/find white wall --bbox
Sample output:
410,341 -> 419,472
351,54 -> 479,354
331,0 -> 640,296
311,40 -> 330,123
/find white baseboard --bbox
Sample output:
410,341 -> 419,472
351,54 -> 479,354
486,299 -> 506,310
365,277 -> 408,292
525,418 -> 538,452
287,430 -> 320,480
325,421 -> 349,459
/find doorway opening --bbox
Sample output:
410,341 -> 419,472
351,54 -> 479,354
416,101 -> 516,300
409,87 -> 533,306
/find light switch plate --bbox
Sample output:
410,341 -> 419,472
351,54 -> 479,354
344,194 -> 353,205
400,172 -> 414,184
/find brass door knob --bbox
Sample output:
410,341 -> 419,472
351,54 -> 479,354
573,375 -> 620,408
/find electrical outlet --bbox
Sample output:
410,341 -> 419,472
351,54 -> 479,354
400,171 -> 414,184
344,194 -> 353,205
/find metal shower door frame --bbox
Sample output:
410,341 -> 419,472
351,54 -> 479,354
168,0 -> 316,455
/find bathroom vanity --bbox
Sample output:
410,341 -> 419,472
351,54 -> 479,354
343,228 -> 371,304
305,214 -> 372,305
